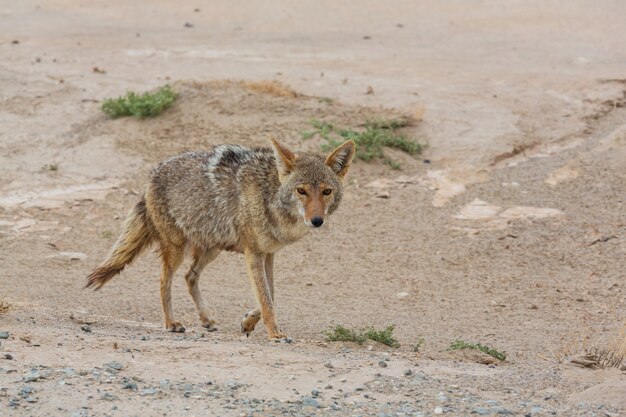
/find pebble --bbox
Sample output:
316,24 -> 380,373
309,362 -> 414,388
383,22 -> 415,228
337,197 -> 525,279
4,354 -> 13,360
0,331 -> 9,339
324,362 -> 334,369
25,396 -> 38,403
311,389 -> 320,397
63,368 -> 76,376
20,385 -> 35,396
23,371 -> 41,382
302,397 -> 320,408
140,388 -> 158,396
101,393 -> 116,401
404,369 -> 413,376
530,406 -> 542,414
378,360 -> 388,368
121,382 -> 137,390
182,383 -> 194,393
434,407 -> 443,414
472,407 -> 490,415
104,361 -> 123,371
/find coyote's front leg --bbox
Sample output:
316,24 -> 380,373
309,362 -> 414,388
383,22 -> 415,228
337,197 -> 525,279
242,250 -> 288,341
241,253 -> 273,336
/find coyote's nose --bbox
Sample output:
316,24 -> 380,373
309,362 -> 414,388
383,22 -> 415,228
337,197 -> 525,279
311,217 -> 324,228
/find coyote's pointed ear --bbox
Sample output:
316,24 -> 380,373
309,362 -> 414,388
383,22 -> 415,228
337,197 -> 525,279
325,140 -> 355,179
270,138 -> 296,178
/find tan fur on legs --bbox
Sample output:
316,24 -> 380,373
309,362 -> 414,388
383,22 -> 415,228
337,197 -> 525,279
185,246 -> 220,331
241,253 -> 274,336
160,243 -> 186,332
243,249 -> 287,340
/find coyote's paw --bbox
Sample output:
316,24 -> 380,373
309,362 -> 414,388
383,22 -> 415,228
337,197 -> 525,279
240,310 -> 261,337
269,332 -> 292,343
201,318 -> 218,332
166,321 -> 186,333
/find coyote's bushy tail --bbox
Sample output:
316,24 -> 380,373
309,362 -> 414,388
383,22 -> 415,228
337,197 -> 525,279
86,198 -> 153,290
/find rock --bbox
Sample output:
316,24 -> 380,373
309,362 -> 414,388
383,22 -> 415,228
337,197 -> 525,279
104,361 -> 123,371
302,397 -> 320,408
437,392 -> 448,401
376,191 -> 391,199
0,331 -> 9,339
20,385 -> 35,396
311,389 -> 320,397
80,325 -> 92,333
4,354 -> 13,360
101,393 -> 116,401
396,292 -> 410,299
434,407 -> 443,414
182,383 -> 194,393
324,362 -> 334,369
378,360 -> 388,368
404,369 -> 413,376
529,406 -> 542,414
121,382 -> 137,390
63,367 -> 76,376
24,396 -> 37,403
325,384 -> 333,389
472,408 -> 490,415
139,388 -> 158,396
23,371 -> 41,382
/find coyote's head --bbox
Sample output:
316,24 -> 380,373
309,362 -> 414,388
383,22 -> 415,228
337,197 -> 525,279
271,138 -> 355,228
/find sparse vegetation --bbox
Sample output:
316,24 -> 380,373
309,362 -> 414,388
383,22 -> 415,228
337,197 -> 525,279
411,337 -> 425,352
448,340 -> 507,361
303,118 -> 422,168
363,326 -> 400,348
324,325 -> 400,348
102,85 -> 177,118
42,163 -> 59,172
324,325 -> 367,344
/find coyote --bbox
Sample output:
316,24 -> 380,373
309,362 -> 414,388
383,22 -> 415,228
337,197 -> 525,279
86,138 -> 355,341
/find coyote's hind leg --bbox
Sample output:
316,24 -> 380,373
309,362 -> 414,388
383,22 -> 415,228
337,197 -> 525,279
160,243 -> 186,333
185,246 -> 220,331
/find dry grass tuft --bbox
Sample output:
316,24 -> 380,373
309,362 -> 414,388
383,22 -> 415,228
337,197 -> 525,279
590,321 -> 626,369
560,319 -> 626,370
241,80 -> 299,98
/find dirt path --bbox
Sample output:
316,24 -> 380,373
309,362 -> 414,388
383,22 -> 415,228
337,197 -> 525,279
1,1 -> 625,416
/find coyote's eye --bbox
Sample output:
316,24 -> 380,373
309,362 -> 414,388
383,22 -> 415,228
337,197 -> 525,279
323,189 -> 332,196
296,187 -> 306,195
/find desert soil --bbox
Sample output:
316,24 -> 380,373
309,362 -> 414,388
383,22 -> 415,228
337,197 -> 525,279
1,1 -> 626,416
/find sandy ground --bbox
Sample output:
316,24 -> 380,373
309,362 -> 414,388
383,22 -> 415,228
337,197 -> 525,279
1,1 -> 626,416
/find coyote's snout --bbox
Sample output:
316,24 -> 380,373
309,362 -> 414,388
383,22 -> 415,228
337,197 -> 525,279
86,138 -> 355,341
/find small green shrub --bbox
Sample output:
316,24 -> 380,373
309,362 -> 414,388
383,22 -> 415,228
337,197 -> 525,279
363,326 -> 400,348
306,118 -> 422,167
448,340 -> 507,361
324,325 -> 400,348
102,85 -> 177,118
